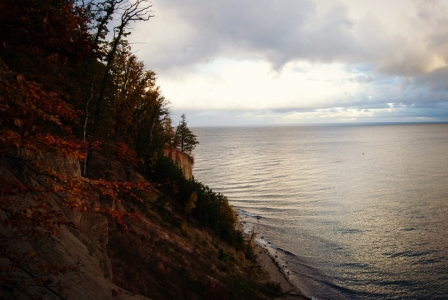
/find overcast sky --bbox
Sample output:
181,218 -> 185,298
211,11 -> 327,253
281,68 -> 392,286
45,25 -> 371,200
129,0 -> 448,126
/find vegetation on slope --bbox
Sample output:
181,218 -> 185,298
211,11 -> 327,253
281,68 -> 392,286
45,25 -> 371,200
0,1 -> 284,299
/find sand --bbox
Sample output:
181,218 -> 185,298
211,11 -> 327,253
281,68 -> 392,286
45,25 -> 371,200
254,241 -> 310,300
238,220 -> 310,300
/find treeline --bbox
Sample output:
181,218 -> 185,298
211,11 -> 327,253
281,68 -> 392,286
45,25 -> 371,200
0,0 -> 237,240
1,0 -> 198,169
0,0 -> 246,294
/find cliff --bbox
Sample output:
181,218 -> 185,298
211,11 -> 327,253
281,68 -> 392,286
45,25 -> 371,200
0,149 -> 148,300
0,150 -> 289,300
163,148 -> 194,180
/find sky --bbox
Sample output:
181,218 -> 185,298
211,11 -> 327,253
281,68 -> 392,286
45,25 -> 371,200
129,0 -> 448,126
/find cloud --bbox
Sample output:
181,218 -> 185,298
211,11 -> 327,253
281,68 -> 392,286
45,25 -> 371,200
349,74 -> 374,84
132,0 -> 448,77
137,0 -> 360,71
132,0 -> 316,72
175,102 -> 448,127
411,67 -> 448,93
127,0 -> 448,125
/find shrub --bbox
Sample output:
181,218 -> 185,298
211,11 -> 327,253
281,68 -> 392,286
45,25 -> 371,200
149,154 -> 244,249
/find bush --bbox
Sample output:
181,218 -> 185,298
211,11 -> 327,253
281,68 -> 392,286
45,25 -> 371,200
148,154 -> 244,249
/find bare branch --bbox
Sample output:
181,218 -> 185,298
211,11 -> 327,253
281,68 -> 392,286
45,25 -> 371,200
92,0 -> 153,137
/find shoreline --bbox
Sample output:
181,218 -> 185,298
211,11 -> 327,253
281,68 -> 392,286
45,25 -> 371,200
238,219 -> 310,300
253,240 -> 311,300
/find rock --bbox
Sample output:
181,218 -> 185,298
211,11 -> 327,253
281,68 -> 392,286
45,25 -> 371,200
163,148 -> 194,180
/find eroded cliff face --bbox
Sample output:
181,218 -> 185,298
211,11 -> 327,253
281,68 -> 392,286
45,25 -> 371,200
1,149 -> 285,300
0,150 -> 150,300
163,148 -> 194,180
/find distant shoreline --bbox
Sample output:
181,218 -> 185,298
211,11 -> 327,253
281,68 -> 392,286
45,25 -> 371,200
191,121 -> 448,129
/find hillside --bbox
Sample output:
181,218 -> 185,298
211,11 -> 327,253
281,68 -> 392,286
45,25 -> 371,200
0,1 -> 310,299
0,145 -> 289,299
0,60 -> 308,299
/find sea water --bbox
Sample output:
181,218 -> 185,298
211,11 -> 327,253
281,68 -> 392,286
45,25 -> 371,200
192,123 -> 448,300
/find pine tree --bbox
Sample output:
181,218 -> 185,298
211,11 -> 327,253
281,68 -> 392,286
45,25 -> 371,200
175,114 -> 199,154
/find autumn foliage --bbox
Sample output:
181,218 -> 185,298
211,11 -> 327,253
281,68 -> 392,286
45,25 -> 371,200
0,58 -> 154,296
0,60 -> 86,158
0,0 -> 98,60
0,1 -> 245,298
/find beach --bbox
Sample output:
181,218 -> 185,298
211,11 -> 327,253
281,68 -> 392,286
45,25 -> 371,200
238,219 -> 310,300
254,241 -> 310,300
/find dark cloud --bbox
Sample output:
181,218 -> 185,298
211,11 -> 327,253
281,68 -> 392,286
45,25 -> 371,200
149,0 -> 316,70
411,67 -> 448,93
136,0 -> 448,77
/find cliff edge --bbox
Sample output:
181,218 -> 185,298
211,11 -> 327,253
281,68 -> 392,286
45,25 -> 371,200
163,148 -> 194,180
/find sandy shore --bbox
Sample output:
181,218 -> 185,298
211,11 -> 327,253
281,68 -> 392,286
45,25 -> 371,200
238,220 -> 310,299
253,240 -> 310,300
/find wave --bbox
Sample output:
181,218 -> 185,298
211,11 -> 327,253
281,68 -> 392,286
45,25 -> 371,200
337,228 -> 363,234
401,227 -> 417,232
237,209 -> 262,219
382,250 -> 436,259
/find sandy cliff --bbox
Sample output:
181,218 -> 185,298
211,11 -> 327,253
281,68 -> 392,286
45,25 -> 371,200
0,150 -> 150,300
163,148 -> 194,180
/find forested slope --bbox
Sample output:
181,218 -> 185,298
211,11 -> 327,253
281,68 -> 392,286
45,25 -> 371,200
0,1 -> 283,299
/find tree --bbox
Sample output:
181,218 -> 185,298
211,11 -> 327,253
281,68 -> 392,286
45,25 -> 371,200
0,0 -> 98,61
0,60 -> 152,297
132,83 -> 170,160
175,114 -> 199,154
92,0 -> 152,137
91,0 -> 126,46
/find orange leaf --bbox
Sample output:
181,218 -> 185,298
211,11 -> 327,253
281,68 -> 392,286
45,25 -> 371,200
16,74 -> 25,83
13,118 -> 23,128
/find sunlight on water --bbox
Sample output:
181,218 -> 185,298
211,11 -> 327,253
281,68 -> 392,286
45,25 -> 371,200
193,124 -> 448,300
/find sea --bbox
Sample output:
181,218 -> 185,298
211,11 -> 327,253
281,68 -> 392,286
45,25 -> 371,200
191,123 -> 448,300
